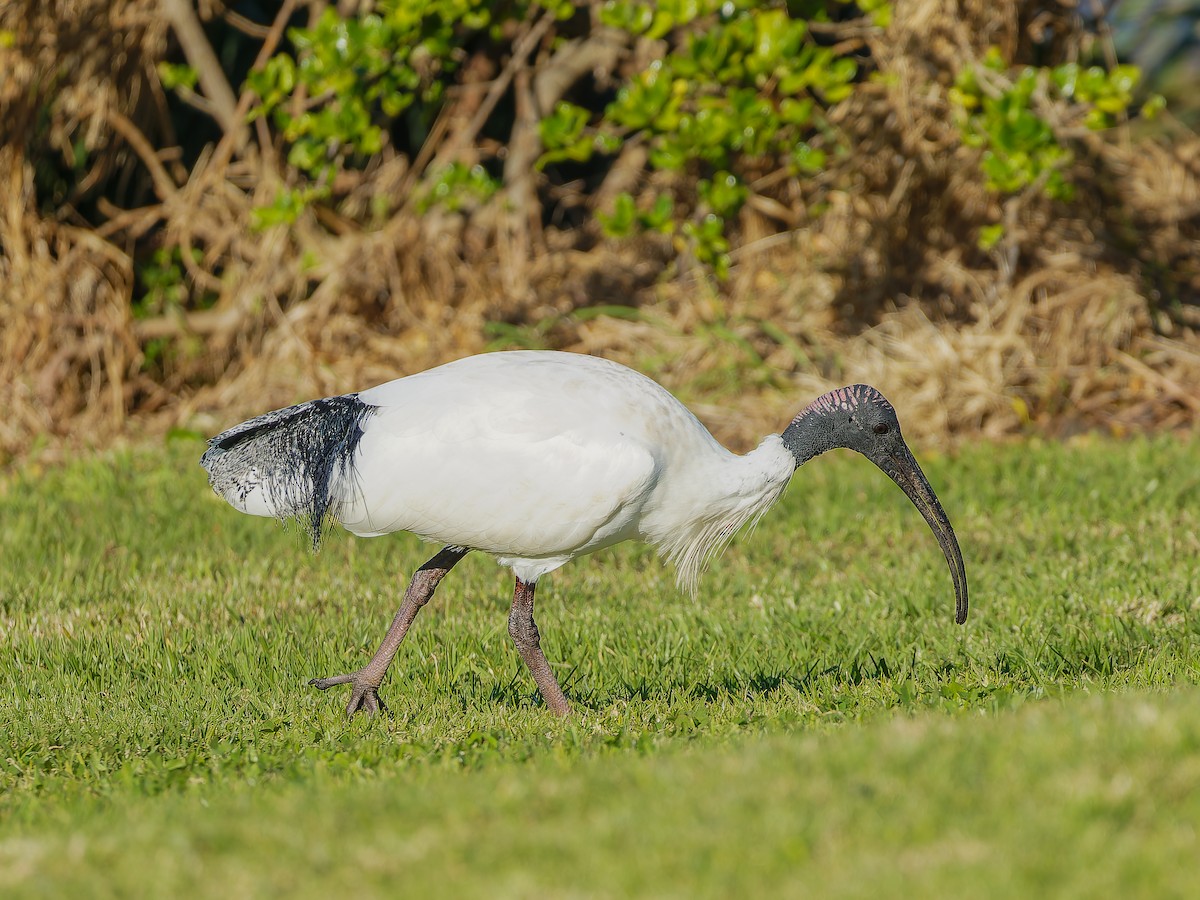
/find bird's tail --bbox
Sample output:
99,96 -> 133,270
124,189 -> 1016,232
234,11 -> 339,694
200,394 -> 375,550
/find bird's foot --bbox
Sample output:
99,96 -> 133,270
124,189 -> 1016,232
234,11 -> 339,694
308,671 -> 389,718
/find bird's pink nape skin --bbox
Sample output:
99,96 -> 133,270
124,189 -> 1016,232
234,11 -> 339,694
796,384 -> 895,423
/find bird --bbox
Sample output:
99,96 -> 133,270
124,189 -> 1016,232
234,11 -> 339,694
201,350 -> 968,717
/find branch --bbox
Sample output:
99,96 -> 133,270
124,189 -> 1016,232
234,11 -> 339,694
592,140 -> 646,212
219,6 -> 272,39
502,24 -> 630,243
533,27 -> 629,113
160,0 -> 245,146
420,12 -> 555,180
204,0 -> 297,181
132,307 -> 245,341
504,68 -> 542,252
104,109 -> 179,200
1110,349 -> 1200,415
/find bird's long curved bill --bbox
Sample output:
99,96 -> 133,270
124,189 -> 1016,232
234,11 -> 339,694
875,445 -> 969,624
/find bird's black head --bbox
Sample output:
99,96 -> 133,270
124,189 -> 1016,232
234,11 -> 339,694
782,384 -> 904,460
781,384 -> 969,625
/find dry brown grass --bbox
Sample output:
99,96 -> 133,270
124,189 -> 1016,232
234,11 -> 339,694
1,0 -> 1198,463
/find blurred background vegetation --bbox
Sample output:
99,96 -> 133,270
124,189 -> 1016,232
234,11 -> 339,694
1,0 -> 1197,464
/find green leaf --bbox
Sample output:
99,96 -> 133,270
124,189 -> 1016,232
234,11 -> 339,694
539,101 -> 591,150
648,141 -> 688,171
698,171 -> 748,218
1109,65 -> 1140,95
598,192 -> 638,237
779,98 -> 813,126
286,140 -> 324,173
978,223 -> 1005,250
157,63 -> 198,91
1140,94 -> 1167,120
792,143 -> 825,173
641,193 -> 676,233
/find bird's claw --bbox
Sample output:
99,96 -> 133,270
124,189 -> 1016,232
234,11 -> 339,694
308,672 -> 389,718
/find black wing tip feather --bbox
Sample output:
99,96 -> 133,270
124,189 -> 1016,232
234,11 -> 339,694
200,393 -> 374,550
200,397 -> 362,465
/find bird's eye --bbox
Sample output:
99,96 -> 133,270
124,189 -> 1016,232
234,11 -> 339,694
873,423 -> 889,435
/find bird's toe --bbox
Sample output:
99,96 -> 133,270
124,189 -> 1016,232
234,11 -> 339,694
309,670 -> 388,718
346,684 -> 388,718
309,673 -> 354,691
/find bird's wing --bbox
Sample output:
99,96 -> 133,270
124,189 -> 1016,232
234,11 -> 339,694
336,356 -> 663,557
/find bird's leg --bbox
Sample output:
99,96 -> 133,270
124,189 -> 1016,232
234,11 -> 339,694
507,578 -> 571,716
309,545 -> 468,717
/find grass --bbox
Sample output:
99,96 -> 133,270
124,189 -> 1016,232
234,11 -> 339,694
1,433 -> 1198,896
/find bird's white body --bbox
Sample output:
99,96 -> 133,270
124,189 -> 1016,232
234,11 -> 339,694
204,349 -> 968,717
221,351 -> 796,587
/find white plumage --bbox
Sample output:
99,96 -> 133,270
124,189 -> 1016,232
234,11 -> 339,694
203,349 -> 967,717
338,351 -> 795,587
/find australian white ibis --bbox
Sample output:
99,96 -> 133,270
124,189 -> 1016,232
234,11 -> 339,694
201,350 -> 968,717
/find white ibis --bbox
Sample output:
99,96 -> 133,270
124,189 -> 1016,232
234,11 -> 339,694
201,350 -> 967,717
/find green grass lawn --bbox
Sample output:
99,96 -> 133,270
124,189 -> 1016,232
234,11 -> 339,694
1,434 -> 1198,896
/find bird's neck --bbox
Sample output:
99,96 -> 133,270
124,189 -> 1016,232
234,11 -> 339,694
649,435 -> 797,593
780,406 -> 835,468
